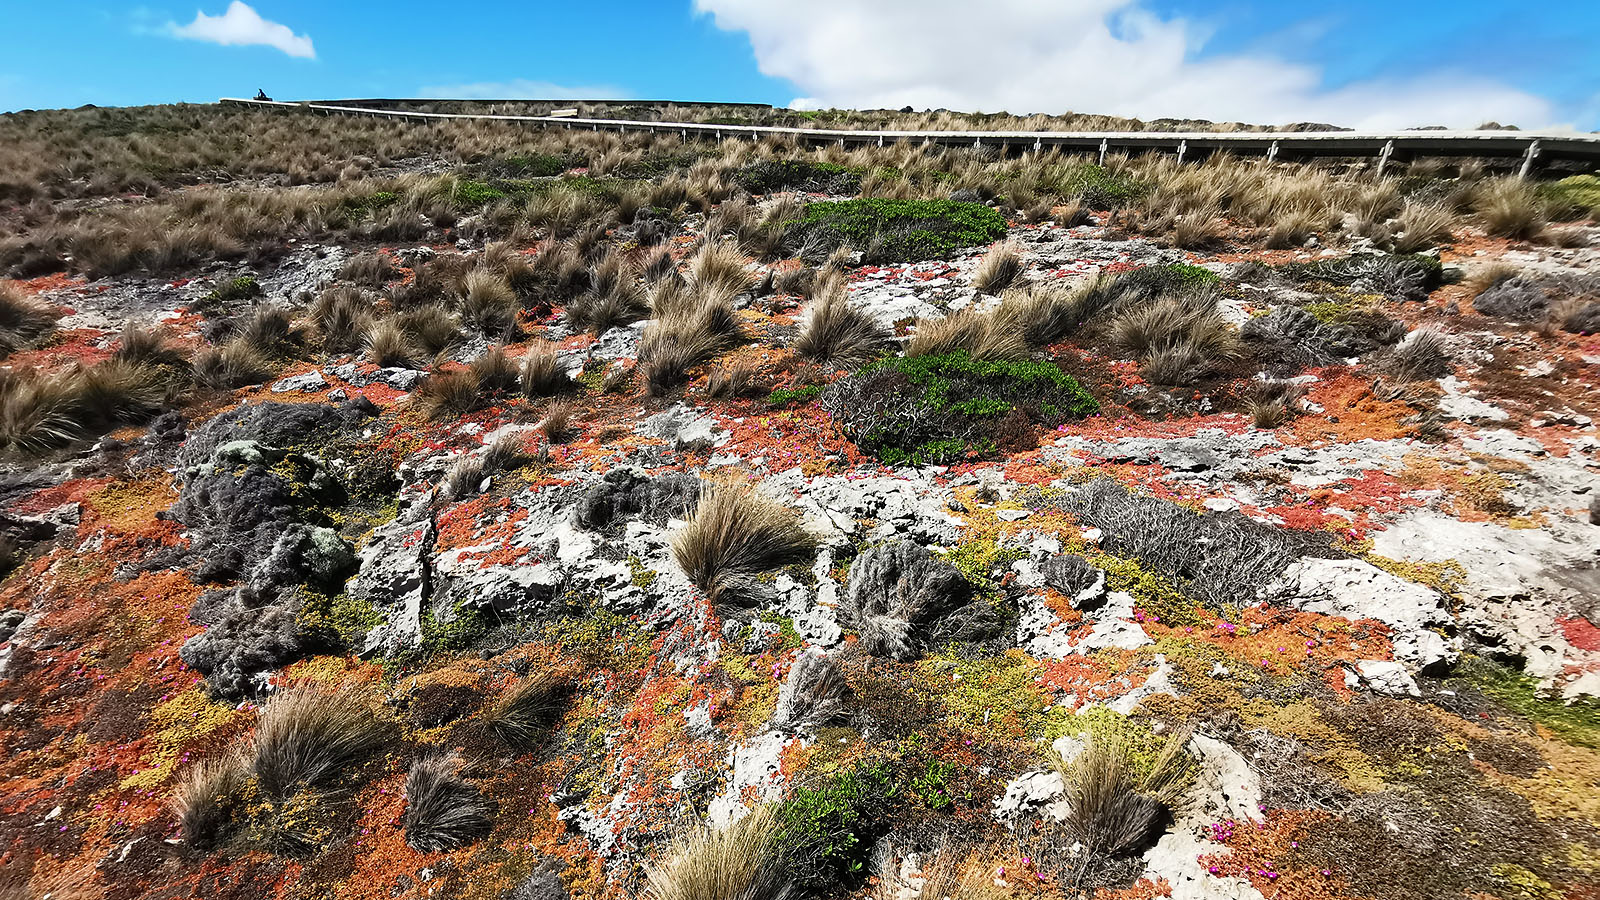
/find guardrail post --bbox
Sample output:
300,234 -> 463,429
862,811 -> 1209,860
1519,140 -> 1542,179
1098,138 -> 1108,166
1176,140 -> 1187,163
1033,138 -> 1042,152
1267,140 -> 1279,163
1376,140 -> 1395,177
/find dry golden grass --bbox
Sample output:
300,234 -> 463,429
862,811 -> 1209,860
1476,178 -> 1546,240
193,340 -> 275,391
971,241 -> 1024,294
250,688 -> 388,801
1391,201 -> 1457,253
362,318 -> 419,368
689,240 -> 754,296
1051,729 -> 1192,857
672,486 -> 817,604
484,673 -> 570,749
173,749 -> 250,849
0,281 -> 60,356
519,342 -> 570,397
793,282 -> 888,367
905,307 -> 1028,362
645,805 -> 791,900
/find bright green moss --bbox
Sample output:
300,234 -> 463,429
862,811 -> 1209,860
1454,656 -> 1600,748
793,198 -> 1008,262
768,384 -> 823,406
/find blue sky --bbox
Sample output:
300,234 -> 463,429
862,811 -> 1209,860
2,1 -> 1596,130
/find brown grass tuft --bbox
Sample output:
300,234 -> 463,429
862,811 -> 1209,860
671,486 -> 817,604
645,805 -> 791,900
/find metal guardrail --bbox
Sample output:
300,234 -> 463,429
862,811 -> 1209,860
219,98 -> 1600,174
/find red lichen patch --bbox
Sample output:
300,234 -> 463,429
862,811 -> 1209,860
1095,877 -> 1175,900
1148,604 -> 1392,692
1292,373 -> 1415,444
1561,616 -> 1600,653
7,326 -> 114,372
1200,810 -> 1350,900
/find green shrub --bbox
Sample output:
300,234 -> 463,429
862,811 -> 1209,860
776,762 -> 897,892
1537,175 -> 1600,220
822,350 -> 1097,464
452,179 -> 507,209
499,153 -> 569,177
736,159 -> 860,195
1057,164 -> 1150,209
204,276 -> 260,308
790,198 -> 1008,262
767,384 -> 822,406
1453,656 -> 1600,748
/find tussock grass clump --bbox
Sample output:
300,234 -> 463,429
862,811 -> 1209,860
412,367 -> 481,421
1373,328 -> 1452,383
672,486 -> 817,604
639,283 -> 748,395
173,750 -> 250,850
519,342 -> 571,396
441,431 -> 537,500
689,240 -> 755,296
0,281 -> 60,356
251,688 -> 388,800
484,673 -> 571,749
536,399 -> 576,443
971,241 -> 1023,294
403,753 -> 492,852
706,361 -> 765,399
338,251 -> 399,286
1052,729 -> 1192,857
905,308 -> 1028,362
460,268 -> 519,335
395,306 -> 460,358
793,284 -> 888,367
1391,201 -> 1456,253
1477,178 -> 1547,240
112,323 -> 188,372
469,346 -> 520,395
310,285 -> 375,354
994,276 -> 1117,347
771,650 -> 851,729
0,360 -> 163,453
194,340 -> 275,390
1247,378 -> 1307,429
1109,294 -> 1238,385
236,306 -> 302,359
363,317 -> 419,368
645,805 -> 791,900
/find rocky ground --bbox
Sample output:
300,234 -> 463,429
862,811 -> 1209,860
0,140 -> 1598,900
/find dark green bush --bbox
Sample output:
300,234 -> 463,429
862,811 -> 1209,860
498,153 -> 570,177
776,762 -> 897,893
1058,164 -> 1150,209
736,159 -> 860,195
790,198 -> 1008,263
821,350 -> 1098,465
767,384 -> 822,406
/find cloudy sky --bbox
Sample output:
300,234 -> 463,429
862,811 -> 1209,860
3,1 -> 1597,130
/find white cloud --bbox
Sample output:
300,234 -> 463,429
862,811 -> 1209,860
168,2 -> 315,59
694,0 -> 1557,130
418,79 -> 628,101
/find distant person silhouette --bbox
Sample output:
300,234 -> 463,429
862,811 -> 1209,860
254,89 -> 272,102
